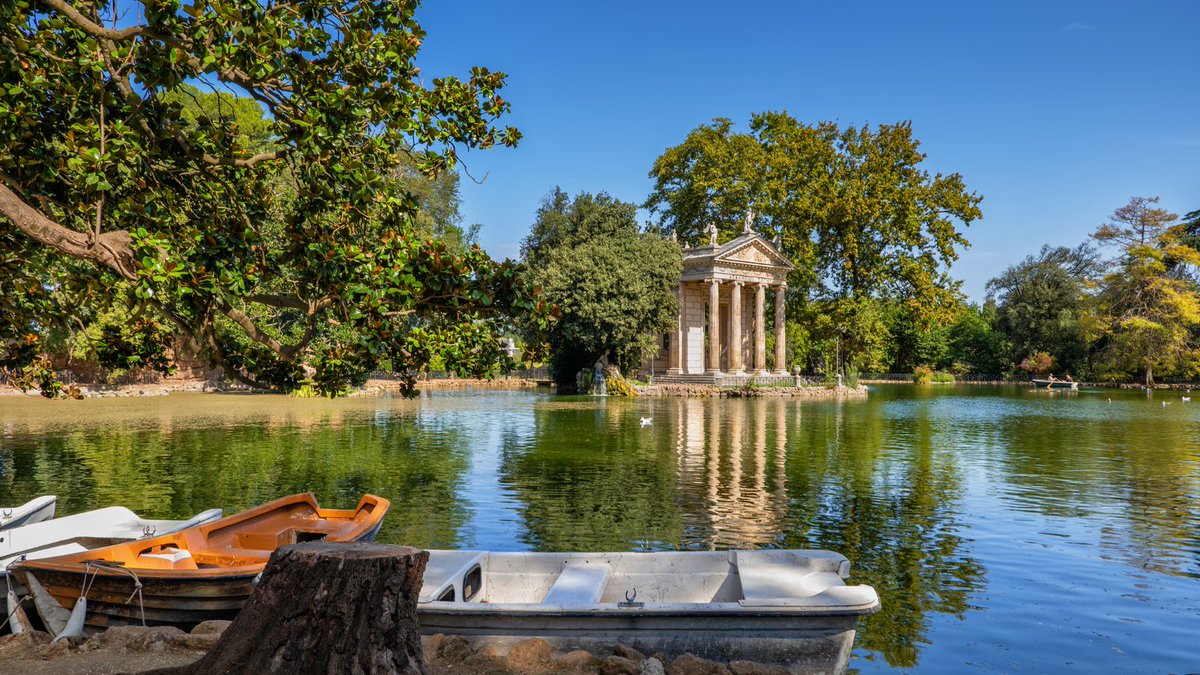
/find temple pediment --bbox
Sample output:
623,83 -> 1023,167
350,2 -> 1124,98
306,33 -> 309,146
714,238 -> 793,269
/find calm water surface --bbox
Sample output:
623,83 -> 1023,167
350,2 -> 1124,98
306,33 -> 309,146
1,385 -> 1198,672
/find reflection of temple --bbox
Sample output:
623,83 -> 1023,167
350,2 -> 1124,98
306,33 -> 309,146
670,398 -> 791,548
643,219 -> 793,384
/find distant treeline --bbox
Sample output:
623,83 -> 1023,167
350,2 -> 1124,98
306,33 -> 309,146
822,198 -> 1200,386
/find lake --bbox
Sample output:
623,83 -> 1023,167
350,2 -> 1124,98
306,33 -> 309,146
1,384 -> 1198,672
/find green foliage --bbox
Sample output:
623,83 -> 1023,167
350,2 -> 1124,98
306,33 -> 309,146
523,190 -> 681,384
945,302 -> 1010,375
603,369 -> 639,397
844,363 -> 860,388
1091,198 -> 1200,385
912,365 -> 953,383
987,244 -> 1100,376
882,300 -> 952,373
0,0 -> 541,396
94,317 -> 175,375
646,113 -> 982,368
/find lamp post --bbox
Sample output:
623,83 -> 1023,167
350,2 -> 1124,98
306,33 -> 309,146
836,327 -> 844,388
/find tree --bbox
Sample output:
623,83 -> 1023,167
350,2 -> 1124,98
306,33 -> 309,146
986,244 -> 1101,378
0,0 -> 543,396
645,113 -> 982,369
522,190 -> 681,384
1091,197 -> 1200,385
944,302 -> 1009,375
882,299 -> 953,373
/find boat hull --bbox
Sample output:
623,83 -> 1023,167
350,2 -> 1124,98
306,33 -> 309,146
419,608 -> 858,666
10,493 -> 388,632
17,568 -> 256,629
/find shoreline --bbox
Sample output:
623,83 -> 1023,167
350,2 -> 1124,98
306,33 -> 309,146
860,379 -> 1197,390
6,375 -> 1194,399
1,377 -> 868,400
635,382 -> 868,398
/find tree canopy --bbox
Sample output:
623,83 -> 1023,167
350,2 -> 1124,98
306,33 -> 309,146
986,244 -> 1102,377
1091,197 -> 1200,385
0,0 -> 545,396
645,113 -> 982,368
522,189 -> 680,384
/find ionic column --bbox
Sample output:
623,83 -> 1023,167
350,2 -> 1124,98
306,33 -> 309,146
754,283 -> 767,374
774,284 -> 788,374
729,281 -> 744,374
707,278 -> 722,374
668,284 -> 682,375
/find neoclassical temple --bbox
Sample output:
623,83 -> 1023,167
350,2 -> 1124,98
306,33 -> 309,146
644,221 -> 794,384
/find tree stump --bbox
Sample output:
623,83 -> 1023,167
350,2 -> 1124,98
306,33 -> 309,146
169,541 -> 429,675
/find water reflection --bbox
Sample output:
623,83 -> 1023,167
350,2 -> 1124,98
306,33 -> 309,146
2,387 -> 1199,672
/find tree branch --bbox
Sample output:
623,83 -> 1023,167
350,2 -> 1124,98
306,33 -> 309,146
39,0 -> 145,41
0,181 -> 137,280
201,149 -> 290,167
246,294 -> 334,314
219,302 -> 288,356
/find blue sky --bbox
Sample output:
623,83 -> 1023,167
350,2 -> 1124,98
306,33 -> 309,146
414,1 -> 1199,300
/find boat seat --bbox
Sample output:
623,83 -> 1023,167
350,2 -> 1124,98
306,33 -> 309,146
234,529 -> 329,551
542,562 -> 611,606
735,550 -> 848,605
136,547 -> 199,571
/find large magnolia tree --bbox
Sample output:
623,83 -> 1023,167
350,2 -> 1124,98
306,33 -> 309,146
0,0 -> 547,396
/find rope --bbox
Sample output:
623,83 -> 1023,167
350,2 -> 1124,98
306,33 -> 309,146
83,561 -> 146,627
0,595 -> 30,633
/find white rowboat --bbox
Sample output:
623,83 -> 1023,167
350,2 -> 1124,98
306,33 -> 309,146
1,506 -> 223,573
418,549 -> 879,670
0,496 -> 57,531
2,505 -> 224,634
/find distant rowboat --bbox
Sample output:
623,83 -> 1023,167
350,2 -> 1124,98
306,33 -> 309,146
9,493 -> 388,633
1032,379 -> 1078,390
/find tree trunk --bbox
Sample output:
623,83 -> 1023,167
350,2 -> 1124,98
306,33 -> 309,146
1145,363 -> 1155,388
166,542 -> 429,675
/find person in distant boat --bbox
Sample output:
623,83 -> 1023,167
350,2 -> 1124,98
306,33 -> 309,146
1047,373 -> 1056,382
1065,374 -> 1073,382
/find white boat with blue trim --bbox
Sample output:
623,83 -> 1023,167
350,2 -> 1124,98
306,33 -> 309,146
1,496 -> 56,531
418,549 -> 879,670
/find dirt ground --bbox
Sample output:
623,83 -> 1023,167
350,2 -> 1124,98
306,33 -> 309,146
0,628 -> 797,675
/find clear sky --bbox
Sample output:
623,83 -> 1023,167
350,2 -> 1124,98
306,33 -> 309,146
413,1 -> 1199,300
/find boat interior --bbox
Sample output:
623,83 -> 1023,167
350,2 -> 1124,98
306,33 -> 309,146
419,550 -> 854,607
15,494 -> 387,574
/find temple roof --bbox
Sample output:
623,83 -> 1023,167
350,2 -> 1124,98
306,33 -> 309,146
682,232 -> 793,283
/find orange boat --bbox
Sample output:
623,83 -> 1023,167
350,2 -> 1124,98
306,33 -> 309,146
9,493 -> 389,632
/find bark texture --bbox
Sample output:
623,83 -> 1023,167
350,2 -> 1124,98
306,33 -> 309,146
167,541 -> 428,675
0,182 -> 138,280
